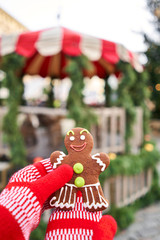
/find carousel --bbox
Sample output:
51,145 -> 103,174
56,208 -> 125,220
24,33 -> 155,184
0,26 -> 144,163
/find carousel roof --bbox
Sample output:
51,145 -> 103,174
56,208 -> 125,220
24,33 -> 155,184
0,26 -> 143,78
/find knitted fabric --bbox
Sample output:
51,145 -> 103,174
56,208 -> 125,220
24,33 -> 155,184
45,191 -> 101,240
45,191 -> 117,240
0,159 -> 73,240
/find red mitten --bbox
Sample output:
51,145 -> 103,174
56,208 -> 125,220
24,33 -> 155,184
93,215 -> 117,240
45,191 -> 117,240
45,191 -> 101,240
0,160 -> 73,240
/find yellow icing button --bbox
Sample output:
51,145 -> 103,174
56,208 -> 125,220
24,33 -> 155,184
74,177 -> 85,187
73,163 -> 84,174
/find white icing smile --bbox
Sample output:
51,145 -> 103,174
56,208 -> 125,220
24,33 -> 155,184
70,142 -> 86,152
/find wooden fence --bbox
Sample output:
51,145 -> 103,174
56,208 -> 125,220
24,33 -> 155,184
0,106 -> 143,156
129,107 -> 143,153
0,106 -> 67,156
91,107 -> 126,153
103,168 -> 153,208
91,107 -> 143,154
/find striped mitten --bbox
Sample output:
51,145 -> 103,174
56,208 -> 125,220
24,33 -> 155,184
0,159 -> 73,240
45,191 -> 117,240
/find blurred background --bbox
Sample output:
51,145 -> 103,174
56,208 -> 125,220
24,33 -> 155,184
0,0 -> 160,239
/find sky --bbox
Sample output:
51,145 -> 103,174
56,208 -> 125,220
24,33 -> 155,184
0,0 -> 156,53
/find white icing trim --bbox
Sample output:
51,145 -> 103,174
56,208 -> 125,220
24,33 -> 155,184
68,185 -> 73,204
52,152 -> 66,169
65,182 -> 100,188
50,185 -> 75,209
96,184 -> 102,203
57,187 -> 64,203
92,153 -> 106,172
83,185 -> 109,209
63,186 -> 68,203
50,182 -> 109,210
85,187 -> 89,203
90,187 -> 95,205
83,201 -> 109,209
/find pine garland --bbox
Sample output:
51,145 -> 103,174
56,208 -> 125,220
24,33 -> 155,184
144,0 -> 160,118
145,41 -> 160,119
1,53 -> 26,167
100,142 -> 160,231
107,62 -> 151,152
104,77 -> 112,107
65,55 -> 97,130
43,78 -> 55,108
114,62 -> 137,152
100,141 -> 160,184
131,70 -> 151,135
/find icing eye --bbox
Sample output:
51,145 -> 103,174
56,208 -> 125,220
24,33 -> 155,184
70,136 -> 75,141
80,135 -> 85,140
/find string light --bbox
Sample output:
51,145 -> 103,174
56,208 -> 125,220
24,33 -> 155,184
108,152 -> 117,160
155,83 -> 160,91
144,143 -> 154,152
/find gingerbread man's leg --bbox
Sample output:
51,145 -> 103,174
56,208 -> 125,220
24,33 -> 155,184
80,185 -> 109,211
49,185 -> 77,211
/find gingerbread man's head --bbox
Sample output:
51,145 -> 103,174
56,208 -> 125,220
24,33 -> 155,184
64,127 -> 93,155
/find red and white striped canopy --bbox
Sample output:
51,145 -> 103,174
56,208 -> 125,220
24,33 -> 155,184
0,26 -> 143,78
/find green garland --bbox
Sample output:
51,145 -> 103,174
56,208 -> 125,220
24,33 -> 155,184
43,78 -> 55,108
130,70 -> 151,135
100,141 -> 160,184
115,62 -> 137,152
99,141 -> 160,231
1,53 -> 26,168
144,0 -> 160,119
101,61 -> 156,232
145,42 -> 160,119
65,55 -> 97,130
107,62 -> 151,152
104,77 -> 112,107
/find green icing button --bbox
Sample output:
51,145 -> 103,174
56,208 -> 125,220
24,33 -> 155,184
74,177 -> 85,187
73,163 -> 84,174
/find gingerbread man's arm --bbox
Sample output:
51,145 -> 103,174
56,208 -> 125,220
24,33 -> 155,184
50,151 -> 66,169
92,152 -> 110,172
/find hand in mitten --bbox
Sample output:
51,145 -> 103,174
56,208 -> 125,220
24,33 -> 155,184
0,159 -> 73,240
45,191 -> 117,240
93,215 -> 117,240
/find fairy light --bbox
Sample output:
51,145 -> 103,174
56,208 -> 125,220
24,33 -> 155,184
155,84 -> 160,91
144,143 -> 154,152
108,152 -> 117,160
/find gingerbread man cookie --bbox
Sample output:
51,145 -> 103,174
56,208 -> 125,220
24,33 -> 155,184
49,127 -> 110,211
